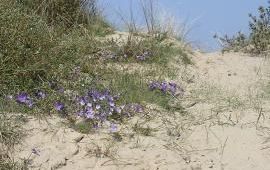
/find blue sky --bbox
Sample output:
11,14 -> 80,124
99,0 -> 268,51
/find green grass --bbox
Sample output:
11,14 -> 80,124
109,72 -> 172,108
0,0 -> 111,95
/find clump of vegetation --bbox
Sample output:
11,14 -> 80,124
19,0 -> 100,26
215,1 -> 270,54
0,0 -> 190,167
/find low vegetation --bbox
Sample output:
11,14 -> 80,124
215,1 -> 270,54
0,0 -> 189,168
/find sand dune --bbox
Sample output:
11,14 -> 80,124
13,52 -> 270,170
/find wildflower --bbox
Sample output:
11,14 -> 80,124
26,99 -> 34,108
6,95 -> 13,100
109,101 -> 115,107
16,92 -> 28,104
95,104 -> 101,110
110,107 -> 115,112
134,104 -> 144,113
98,113 -> 107,122
87,103 -> 92,107
110,123 -> 118,133
99,95 -> 105,101
168,82 -> 177,94
78,97 -> 86,106
148,81 -> 182,95
136,55 -> 146,61
149,81 -> 160,90
85,107 -> 94,119
160,82 -> 167,92
55,102 -> 64,111
115,107 -> 122,114
35,90 -> 46,99
88,90 -> 101,101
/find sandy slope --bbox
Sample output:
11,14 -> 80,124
13,52 -> 270,170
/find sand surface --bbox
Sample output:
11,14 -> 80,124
13,52 -> 270,170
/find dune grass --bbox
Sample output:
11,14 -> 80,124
0,0 -> 190,168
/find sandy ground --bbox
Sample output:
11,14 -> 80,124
13,52 -> 270,170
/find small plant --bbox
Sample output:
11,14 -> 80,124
87,141 -> 118,158
132,122 -> 155,136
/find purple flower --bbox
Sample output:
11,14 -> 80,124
136,55 -> 146,61
16,92 -> 28,103
85,107 -> 94,119
55,102 -> 64,111
149,81 -> 160,90
26,99 -> 34,108
95,104 -> 101,110
109,101 -> 115,107
88,90 -> 101,101
107,95 -> 114,102
98,112 -> 107,122
87,103 -> 92,107
99,95 -> 105,101
148,81 -> 181,95
168,82 -> 177,94
125,103 -> 144,114
110,123 -> 118,133
133,104 -> 144,113
161,82 -> 168,92
78,97 -> 86,106
16,92 -> 34,108
36,90 -> 46,99
115,107 -> 122,114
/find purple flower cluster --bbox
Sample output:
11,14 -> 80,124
75,89 -> 124,122
16,92 -> 34,108
136,51 -> 152,61
15,90 -> 47,108
10,85 -> 144,132
55,102 -> 65,111
74,89 -> 145,132
149,81 -> 179,95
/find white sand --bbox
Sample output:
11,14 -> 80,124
13,52 -> 270,170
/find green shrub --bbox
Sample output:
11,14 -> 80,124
0,2 -> 58,93
215,1 -> 270,54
